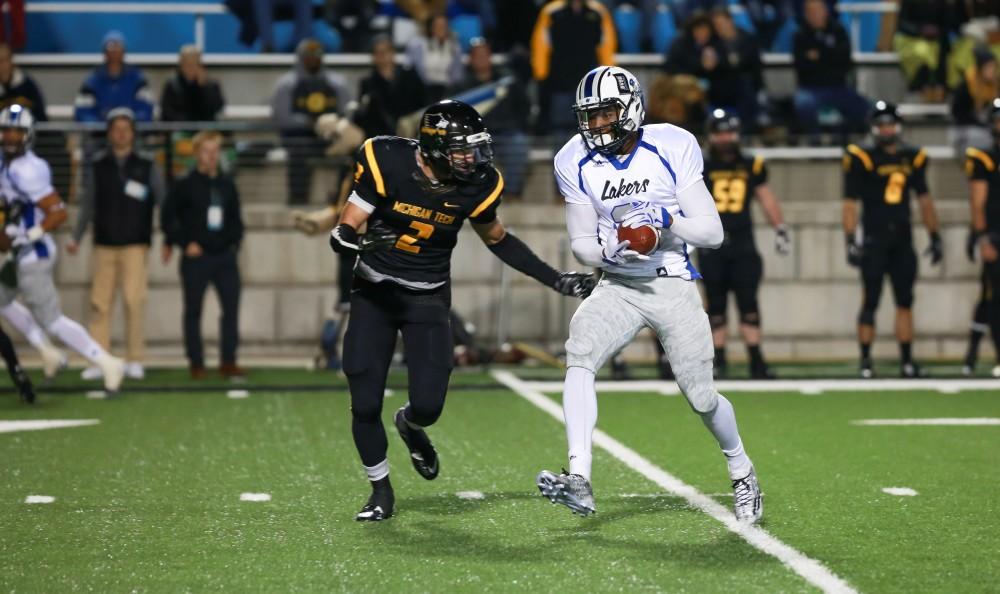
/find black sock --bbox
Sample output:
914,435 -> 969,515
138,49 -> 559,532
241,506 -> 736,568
371,476 -> 392,492
747,344 -> 764,367
899,342 -> 912,364
714,347 -> 727,367
860,342 -> 872,361
966,328 -> 985,363
0,330 -> 21,379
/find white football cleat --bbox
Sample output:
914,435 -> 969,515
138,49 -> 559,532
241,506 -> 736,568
39,343 -> 67,379
992,365 -> 1000,379
537,469 -> 596,516
732,467 -> 763,524
125,362 -> 145,380
97,356 -> 125,394
81,366 -> 103,380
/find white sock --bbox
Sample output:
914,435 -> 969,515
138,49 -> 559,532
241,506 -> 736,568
1,301 -> 51,350
563,366 -> 598,480
700,395 -> 753,480
364,459 -> 389,481
46,316 -> 107,363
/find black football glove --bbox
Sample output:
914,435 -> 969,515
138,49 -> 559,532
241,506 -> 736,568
553,272 -> 596,299
330,222 -> 397,255
925,231 -> 943,265
845,234 -> 863,268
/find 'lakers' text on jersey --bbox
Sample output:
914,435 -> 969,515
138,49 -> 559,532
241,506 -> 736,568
554,124 -> 704,279
965,145 -> 1000,234
843,142 -> 929,235
348,136 -> 503,290
703,152 -> 767,236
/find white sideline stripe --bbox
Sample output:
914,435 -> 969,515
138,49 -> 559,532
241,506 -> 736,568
882,487 -> 918,497
85,390 -> 107,399
24,495 -> 55,504
853,418 -> 1000,426
493,370 -> 857,594
227,390 -> 249,399
519,378 -> 1000,394
455,491 -> 485,500
240,492 -> 271,502
0,419 -> 99,434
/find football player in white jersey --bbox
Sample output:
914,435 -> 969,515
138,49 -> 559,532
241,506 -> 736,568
0,105 -> 125,393
536,66 -> 763,523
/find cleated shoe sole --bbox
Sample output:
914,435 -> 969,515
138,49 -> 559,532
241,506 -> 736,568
536,470 -> 595,517
394,407 -> 439,480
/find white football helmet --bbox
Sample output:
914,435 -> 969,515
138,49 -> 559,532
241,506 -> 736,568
572,66 -> 645,154
0,104 -> 34,155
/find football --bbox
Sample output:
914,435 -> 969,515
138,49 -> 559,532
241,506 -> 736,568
617,224 -> 659,255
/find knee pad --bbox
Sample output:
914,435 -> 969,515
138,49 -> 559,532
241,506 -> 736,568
739,312 -> 761,328
709,314 -> 727,330
685,384 -> 720,414
349,398 -> 382,424
405,401 -> 444,428
857,308 -> 876,326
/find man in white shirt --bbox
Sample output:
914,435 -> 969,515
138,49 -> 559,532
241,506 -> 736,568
0,105 -> 124,393
536,66 -> 763,524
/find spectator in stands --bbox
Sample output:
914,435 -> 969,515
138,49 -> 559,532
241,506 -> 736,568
67,108 -> 164,382
74,31 -> 153,123
950,46 -> 998,155
0,0 -> 25,51
460,38 -> 531,200
663,13 -> 729,130
161,131 -> 245,380
394,0 -> 447,27
254,0 -> 313,53
710,9 -> 766,129
671,0 -> 725,29
791,0 -> 869,142
160,45 -> 225,122
945,0 -> 1000,90
354,35 -> 428,138
741,0 -> 793,51
0,43 -> 46,121
891,0 -> 962,102
406,13 -> 464,101
531,0 -> 616,136
271,38 -> 352,204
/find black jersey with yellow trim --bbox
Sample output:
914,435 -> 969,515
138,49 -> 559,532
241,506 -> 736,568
842,142 -> 929,235
351,135 -> 504,287
702,150 -> 768,235
965,145 -> 1000,234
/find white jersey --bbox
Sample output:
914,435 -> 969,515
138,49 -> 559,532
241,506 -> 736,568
555,123 -> 704,279
0,150 -> 57,264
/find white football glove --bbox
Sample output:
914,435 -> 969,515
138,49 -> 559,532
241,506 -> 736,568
601,225 -> 649,266
774,225 -> 791,255
619,201 -> 673,230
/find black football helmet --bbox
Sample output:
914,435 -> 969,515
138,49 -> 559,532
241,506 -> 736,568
418,99 -> 494,183
706,108 -> 741,157
870,100 -> 901,146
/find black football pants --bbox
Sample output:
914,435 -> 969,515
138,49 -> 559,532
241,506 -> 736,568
698,235 -> 763,327
343,277 -> 453,468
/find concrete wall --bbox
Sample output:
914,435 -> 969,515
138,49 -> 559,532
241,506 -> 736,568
18,153 -> 991,365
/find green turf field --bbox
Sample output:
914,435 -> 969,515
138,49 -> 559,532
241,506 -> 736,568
1,367 -> 998,592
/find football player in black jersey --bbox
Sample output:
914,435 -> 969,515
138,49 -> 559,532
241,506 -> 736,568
699,109 -> 790,379
964,98 -> 1000,378
842,101 -> 943,378
329,100 -> 595,521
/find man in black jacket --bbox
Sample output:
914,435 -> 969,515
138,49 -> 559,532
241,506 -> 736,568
0,44 -> 46,122
68,108 -> 164,382
161,131 -> 245,379
792,0 -> 869,141
160,45 -> 225,122
353,35 -> 427,138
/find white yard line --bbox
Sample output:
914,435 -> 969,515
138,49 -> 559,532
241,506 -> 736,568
239,492 -> 272,502
520,378 -> 1000,395
881,487 -> 918,496
493,370 -> 858,594
226,390 -> 250,399
24,495 -> 55,504
853,418 -> 1000,426
0,419 -> 100,434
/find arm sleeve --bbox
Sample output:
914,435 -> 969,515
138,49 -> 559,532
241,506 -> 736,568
487,232 -> 561,288
669,180 -> 724,248
910,148 -> 929,195
566,202 -> 605,267
72,166 -> 95,242
842,152 -> 863,199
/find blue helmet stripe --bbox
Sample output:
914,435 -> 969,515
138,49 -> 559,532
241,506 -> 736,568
582,69 -> 598,98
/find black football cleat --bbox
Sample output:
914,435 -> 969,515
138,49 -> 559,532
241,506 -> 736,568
900,362 -> 924,378
859,357 -> 875,379
749,362 -> 776,380
355,484 -> 394,522
394,407 -> 439,480
12,365 -> 35,404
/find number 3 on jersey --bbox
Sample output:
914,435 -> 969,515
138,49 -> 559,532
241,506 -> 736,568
712,177 -> 747,213
395,221 -> 435,254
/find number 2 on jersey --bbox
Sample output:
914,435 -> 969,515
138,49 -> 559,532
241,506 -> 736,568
395,221 -> 435,254
883,172 -> 906,204
712,178 -> 747,213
